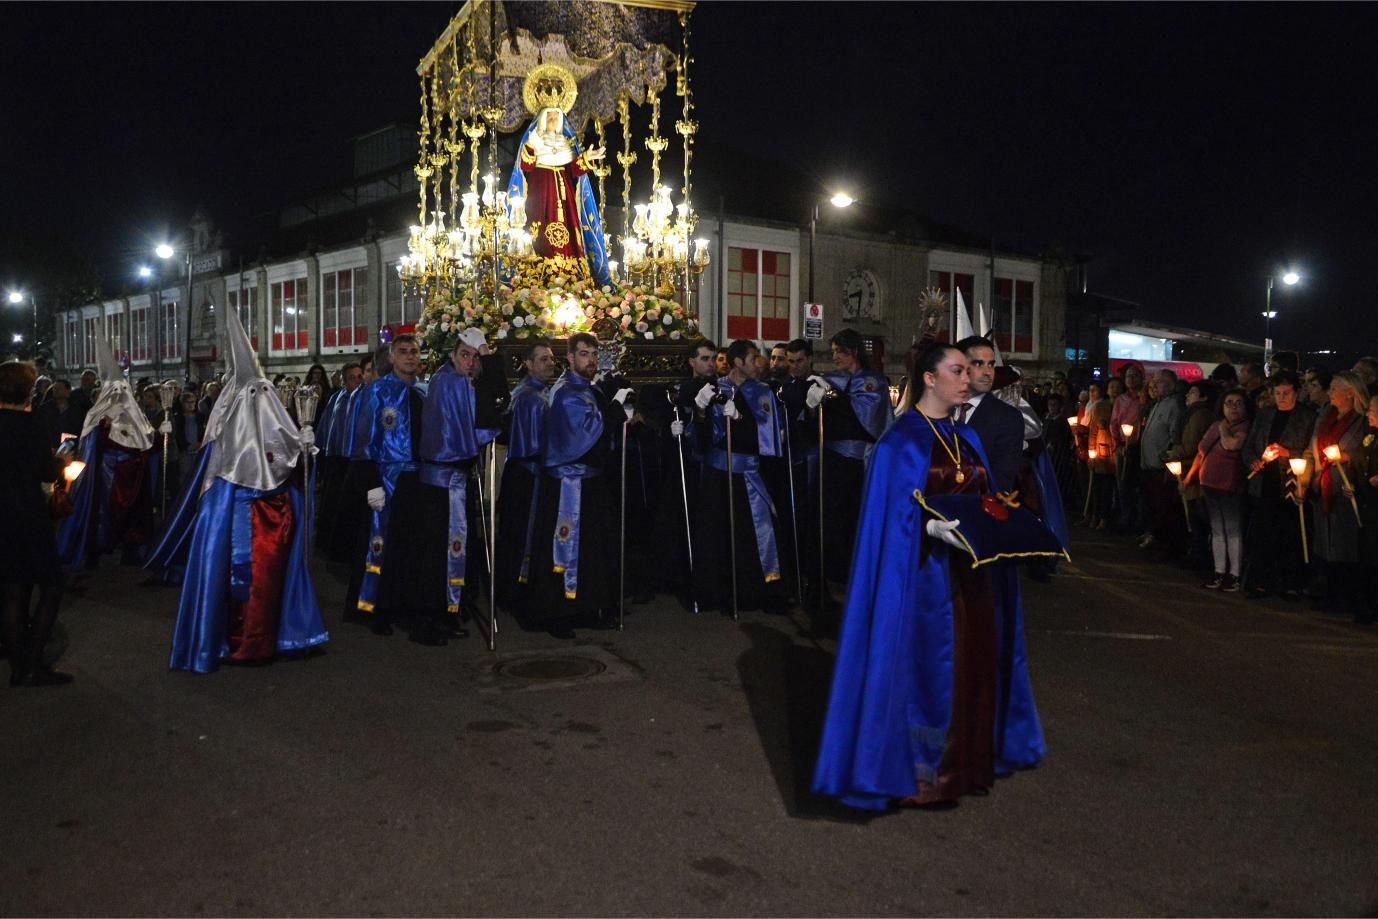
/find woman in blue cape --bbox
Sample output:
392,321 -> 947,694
812,342 -> 1045,811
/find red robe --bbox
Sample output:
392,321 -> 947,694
519,144 -> 592,276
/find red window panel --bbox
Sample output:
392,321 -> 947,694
324,328 -> 338,348
296,331 -> 309,350
273,333 -> 285,351
740,248 -> 757,273
762,250 -> 776,275
726,315 -> 756,340
762,317 -> 789,341
354,325 -> 368,345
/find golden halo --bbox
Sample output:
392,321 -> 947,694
522,63 -> 578,115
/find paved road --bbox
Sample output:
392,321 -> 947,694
3,532 -> 1377,916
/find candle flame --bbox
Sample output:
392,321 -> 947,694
63,461 -> 86,483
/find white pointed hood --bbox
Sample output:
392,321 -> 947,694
954,288 -> 975,341
81,334 -> 154,450
204,311 -> 302,491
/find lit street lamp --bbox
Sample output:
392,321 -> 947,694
6,289 -> 38,358
1264,270 -> 1301,370
808,190 -> 855,305
156,243 -> 195,380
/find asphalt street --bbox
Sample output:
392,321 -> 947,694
2,530 -> 1377,917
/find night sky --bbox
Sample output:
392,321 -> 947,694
4,2 -> 1376,358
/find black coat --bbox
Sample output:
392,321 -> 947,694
966,394 -> 1025,494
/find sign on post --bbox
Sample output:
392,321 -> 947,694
803,302 -> 824,340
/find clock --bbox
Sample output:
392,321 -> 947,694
842,269 -> 882,321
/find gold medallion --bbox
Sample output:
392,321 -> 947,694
955,466 -> 966,484
544,221 -> 570,248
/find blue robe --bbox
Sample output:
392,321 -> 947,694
167,473 -> 328,673
812,410 -> 1045,810
57,432 -> 158,568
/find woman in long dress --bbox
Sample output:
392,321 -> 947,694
812,343 -> 1045,811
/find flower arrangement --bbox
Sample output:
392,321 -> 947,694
414,274 -> 699,360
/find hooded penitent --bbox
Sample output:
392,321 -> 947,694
82,334 -> 154,450
161,311 -> 327,672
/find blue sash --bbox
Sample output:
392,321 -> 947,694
706,448 -> 781,583
421,464 -> 469,614
356,463 -> 406,614
549,463 -> 600,599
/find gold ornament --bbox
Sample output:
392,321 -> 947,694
522,63 -> 578,115
544,222 -> 571,249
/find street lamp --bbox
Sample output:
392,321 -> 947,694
6,289 -> 38,357
156,243 -> 194,381
138,266 -> 153,280
808,190 -> 855,305
1264,270 -> 1301,371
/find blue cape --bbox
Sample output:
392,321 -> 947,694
167,474 -> 327,673
542,372 -> 604,468
811,410 -> 1045,810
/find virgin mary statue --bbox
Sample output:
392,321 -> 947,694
505,65 -> 614,289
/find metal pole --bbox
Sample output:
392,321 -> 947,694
779,389 -> 803,605
808,204 -> 817,304
724,392 -> 739,622
30,295 -> 38,355
184,250 -> 193,383
619,418 -> 629,631
817,400 -> 826,623
1264,276 -> 1273,372
488,440 -> 498,649
669,394 -> 699,615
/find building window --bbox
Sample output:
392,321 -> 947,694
321,266 -> 369,353
83,316 -> 100,366
105,312 -> 125,359
727,246 -> 791,343
63,314 -> 80,369
161,300 -> 182,361
130,303 -> 151,364
384,260 -> 424,335
228,286 -> 259,350
270,277 -> 309,355
928,270 -> 976,332
992,277 -> 1036,355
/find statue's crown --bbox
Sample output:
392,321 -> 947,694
522,63 -> 578,115
533,79 -> 567,111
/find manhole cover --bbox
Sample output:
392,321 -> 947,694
495,657 -> 608,681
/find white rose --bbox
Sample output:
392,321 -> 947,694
644,331 -> 654,340
440,321 -> 451,331
496,328 -> 508,340
662,313 -> 674,325
669,330 -> 681,340
512,316 -> 524,327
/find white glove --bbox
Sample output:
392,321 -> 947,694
367,487 -> 386,512
694,382 -> 716,409
622,405 -> 635,422
159,420 -> 173,434
925,518 -> 965,550
592,370 -> 607,386
805,382 -> 828,409
670,419 -> 685,437
300,426 -> 315,448
722,400 -> 741,421
807,373 -> 831,389
612,387 -> 634,405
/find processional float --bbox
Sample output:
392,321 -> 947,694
402,0 -> 707,650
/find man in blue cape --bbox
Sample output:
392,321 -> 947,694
496,339 -> 555,616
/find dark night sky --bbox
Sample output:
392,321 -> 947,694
4,2 -> 1376,356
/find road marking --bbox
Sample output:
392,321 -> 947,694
1050,630 -> 1173,641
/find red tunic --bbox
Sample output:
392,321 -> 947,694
519,144 -> 591,273
906,435 -> 998,805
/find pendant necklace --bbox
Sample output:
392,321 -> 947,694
922,411 -> 965,483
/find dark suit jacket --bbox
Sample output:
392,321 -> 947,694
966,394 -> 1025,494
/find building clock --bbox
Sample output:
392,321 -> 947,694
842,269 -> 881,320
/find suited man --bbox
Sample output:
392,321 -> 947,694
955,335 -> 1023,493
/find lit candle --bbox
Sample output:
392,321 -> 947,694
1067,416 -> 1079,429
1165,460 -> 1183,477
1166,460 -> 1190,531
63,460 -> 86,483
1121,423 -> 1134,439
1322,445 -> 1362,525
1289,457 -> 1310,562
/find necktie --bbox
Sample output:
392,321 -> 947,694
958,402 -> 972,426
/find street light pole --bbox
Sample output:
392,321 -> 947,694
809,203 -> 817,305
183,250 -> 193,382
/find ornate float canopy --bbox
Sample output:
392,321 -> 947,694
400,0 -> 708,371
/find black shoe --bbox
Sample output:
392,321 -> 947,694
369,619 -> 394,637
1220,574 -> 1240,593
1201,575 -> 1223,590
438,620 -> 470,639
11,666 -> 74,687
407,628 -> 448,647
547,623 -> 576,639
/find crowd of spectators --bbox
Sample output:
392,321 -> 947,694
1042,352 -> 1378,625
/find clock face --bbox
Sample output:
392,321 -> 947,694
842,269 -> 881,320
